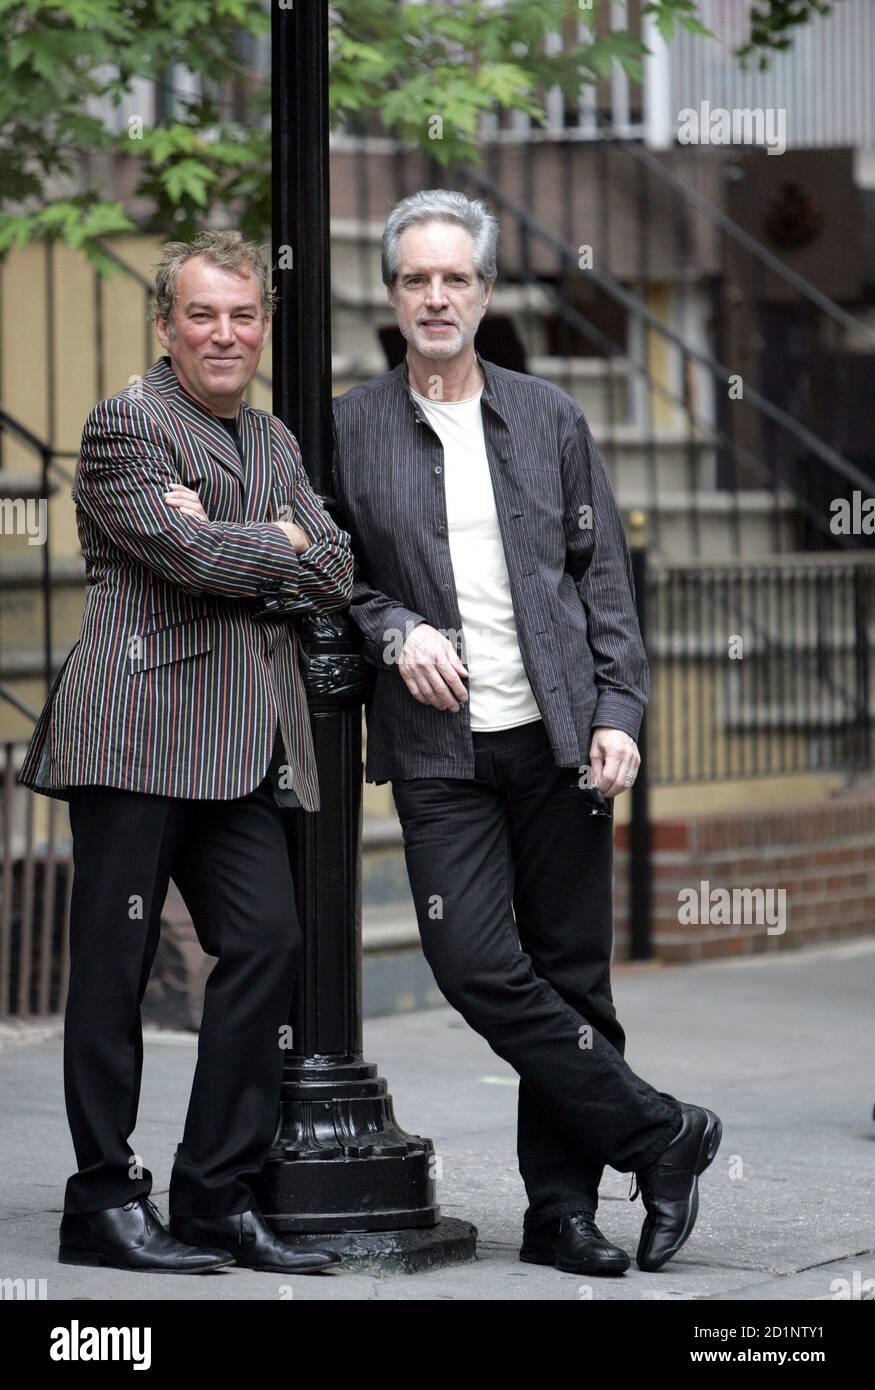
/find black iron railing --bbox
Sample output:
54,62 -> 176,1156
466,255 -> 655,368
644,553 -> 875,785
0,715 -> 72,1020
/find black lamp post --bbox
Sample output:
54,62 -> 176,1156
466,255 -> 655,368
255,0 -> 475,1272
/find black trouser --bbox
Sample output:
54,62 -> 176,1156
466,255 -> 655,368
62,731 -> 301,1217
391,718 -> 683,1229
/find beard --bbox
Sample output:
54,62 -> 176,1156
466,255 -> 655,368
406,317 -> 478,359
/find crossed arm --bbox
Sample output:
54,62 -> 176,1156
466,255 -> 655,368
74,396 -> 353,611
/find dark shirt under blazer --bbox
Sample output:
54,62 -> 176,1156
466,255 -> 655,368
331,352 -> 648,785
17,356 -> 353,811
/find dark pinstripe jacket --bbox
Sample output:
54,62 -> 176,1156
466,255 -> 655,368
332,353 -> 648,784
17,356 -> 353,810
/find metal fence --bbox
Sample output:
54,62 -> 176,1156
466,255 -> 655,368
643,551 -> 875,785
0,739 -> 72,1020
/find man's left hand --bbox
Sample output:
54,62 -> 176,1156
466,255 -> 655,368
164,483 -> 209,522
588,726 -> 640,797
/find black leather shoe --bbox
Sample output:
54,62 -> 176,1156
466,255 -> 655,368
59,1197 -> 234,1274
520,1212 -> 631,1275
170,1208 -> 342,1274
633,1102 -> 722,1272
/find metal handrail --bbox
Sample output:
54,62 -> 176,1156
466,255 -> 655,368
0,685 -> 38,722
0,407 -> 76,483
581,112 -> 875,349
527,274 -> 855,553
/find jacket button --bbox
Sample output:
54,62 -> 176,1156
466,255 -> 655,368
434,466 -> 443,475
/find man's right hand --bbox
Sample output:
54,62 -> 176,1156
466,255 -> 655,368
272,519 -> 312,554
398,624 -> 469,711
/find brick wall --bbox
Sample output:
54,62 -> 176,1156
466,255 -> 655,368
613,791 -> 875,962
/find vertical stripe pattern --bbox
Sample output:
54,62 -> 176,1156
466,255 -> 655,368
17,356 -> 353,810
331,353 -> 648,784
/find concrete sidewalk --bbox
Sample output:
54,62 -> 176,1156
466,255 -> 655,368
1,939 -> 874,1301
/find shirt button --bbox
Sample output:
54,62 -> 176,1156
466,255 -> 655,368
434,466 -> 443,475
437,524 -> 447,535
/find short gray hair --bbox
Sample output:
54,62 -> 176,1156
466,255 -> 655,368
149,230 -> 277,325
381,190 -> 499,289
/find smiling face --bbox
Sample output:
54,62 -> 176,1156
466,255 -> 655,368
155,255 -> 271,416
388,220 -> 492,365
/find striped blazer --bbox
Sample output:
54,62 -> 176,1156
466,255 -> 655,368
17,356 -> 353,810
332,353 -> 648,785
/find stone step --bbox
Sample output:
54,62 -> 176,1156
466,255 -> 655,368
360,904 -> 442,1020
361,813 -> 414,913
614,489 -> 800,559
0,554 -> 85,587
0,473 -> 55,498
329,217 -> 384,294
528,354 -> 632,422
597,425 -> 719,492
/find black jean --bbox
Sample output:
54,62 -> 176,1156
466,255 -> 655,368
391,718 -> 683,1228
63,730 -> 301,1217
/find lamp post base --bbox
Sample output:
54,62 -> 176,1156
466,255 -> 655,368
259,1217 -> 477,1275
255,1058 -> 440,1232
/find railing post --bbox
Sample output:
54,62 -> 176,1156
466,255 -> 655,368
40,444 -> 52,697
854,562 -> 872,771
627,509 -> 653,961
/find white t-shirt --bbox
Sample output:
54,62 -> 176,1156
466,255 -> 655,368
410,385 -> 542,732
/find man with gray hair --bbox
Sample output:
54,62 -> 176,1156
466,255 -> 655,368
332,190 -> 722,1275
18,231 -> 350,1276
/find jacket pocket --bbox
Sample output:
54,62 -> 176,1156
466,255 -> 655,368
128,614 -> 216,674
143,595 -> 209,632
